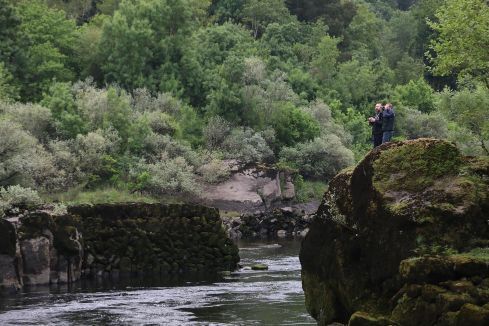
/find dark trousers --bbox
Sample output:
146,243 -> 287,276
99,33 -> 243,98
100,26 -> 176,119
373,133 -> 383,147
382,131 -> 394,143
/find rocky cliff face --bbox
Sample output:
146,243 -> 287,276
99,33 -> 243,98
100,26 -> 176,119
300,139 -> 489,325
1,203 -> 239,291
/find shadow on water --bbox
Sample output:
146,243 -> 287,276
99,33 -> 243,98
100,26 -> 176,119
0,238 -> 315,325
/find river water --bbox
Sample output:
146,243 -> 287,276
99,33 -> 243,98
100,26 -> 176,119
0,239 -> 315,325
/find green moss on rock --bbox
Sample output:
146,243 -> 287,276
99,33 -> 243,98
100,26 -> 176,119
300,139 -> 489,325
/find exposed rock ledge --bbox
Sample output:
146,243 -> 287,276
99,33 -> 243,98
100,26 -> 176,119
1,203 -> 239,292
300,139 -> 489,326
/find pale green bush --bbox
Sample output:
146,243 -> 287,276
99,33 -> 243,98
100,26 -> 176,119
203,116 -> 231,149
198,158 -> 231,184
2,102 -> 54,141
0,185 -> 42,217
280,134 -> 355,180
222,127 -> 274,164
135,155 -> 201,196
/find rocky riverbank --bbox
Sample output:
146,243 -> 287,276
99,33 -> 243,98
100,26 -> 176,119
222,204 -> 317,240
300,139 -> 489,325
0,203 -> 239,292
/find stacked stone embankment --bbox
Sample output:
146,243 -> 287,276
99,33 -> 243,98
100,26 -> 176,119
300,139 -> 489,326
1,203 -> 239,291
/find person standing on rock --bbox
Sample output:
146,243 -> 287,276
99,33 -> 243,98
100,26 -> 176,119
381,103 -> 395,143
368,103 -> 384,147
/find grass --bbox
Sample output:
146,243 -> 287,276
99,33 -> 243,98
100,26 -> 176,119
43,187 -> 159,205
295,179 -> 328,203
458,248 -> 489,261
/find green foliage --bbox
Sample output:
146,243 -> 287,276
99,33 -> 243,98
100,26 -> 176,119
210,0 -> 245,23
134,156 -> 201,196
41,82 -> 88,138
310,35 -> 341,83
271,103 -> 320,148
242,0 -> 292,38
394,78 -> 435,112
280,134 -> 354,179
0,0 -> 21,71
428,0 -> 489,86
437,85 -> 489,155
285,0 -> 357,37
0,63 -> 18,101
0,185 -> 42,217
222,127 -> 274,163
101,0 -> 197,95
0,0 -> 486,205
293,175 -> 327,203
15,0 -> 78,101
48,187 -> 157,205
395,107 -> 448,140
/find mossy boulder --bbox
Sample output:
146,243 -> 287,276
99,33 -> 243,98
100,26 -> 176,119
300,139 -> 489,325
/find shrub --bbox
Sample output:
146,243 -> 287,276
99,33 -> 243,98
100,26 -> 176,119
280,134 -> 355,180
0,185 -> 42,217
134,155 -> 201,196
271,102 -> 320,148
2,102 -> 55,141
198,159 -> 231,184
203,115 -> 231,149
222,127 -> 274,164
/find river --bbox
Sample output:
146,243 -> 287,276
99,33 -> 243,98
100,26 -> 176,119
0,239 -> 315,325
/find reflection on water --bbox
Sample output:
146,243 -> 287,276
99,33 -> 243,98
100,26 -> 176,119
0,239 -> 314,325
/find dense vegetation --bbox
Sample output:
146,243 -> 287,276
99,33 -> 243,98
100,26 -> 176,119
0,0 -> 488,210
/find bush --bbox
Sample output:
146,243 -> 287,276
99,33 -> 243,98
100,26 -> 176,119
280,134 -> 355,180
0,120 -> 58,190
222,127 -> 274,164
396,107 -> 449,140
134,155 -> 201,196
294,176 -> 328,203
271,102 -> 320,148
2,102 -> 55,141
203,115 -> 231,149
198,159 -> 231,184
0,185 -> 42,217
394,78 -> 435,112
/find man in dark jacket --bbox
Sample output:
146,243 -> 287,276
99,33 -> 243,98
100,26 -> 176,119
368,103 -> 383,147
382,103 -> 395,143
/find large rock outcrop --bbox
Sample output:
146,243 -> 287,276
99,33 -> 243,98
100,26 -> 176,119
300,139 -> 489,325
1,203 -> 239,290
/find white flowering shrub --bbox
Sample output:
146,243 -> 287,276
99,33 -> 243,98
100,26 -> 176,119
0,185 -> 42,217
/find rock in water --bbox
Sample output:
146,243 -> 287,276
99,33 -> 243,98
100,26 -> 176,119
251,263 -> 269,271
300,139 -> 489,326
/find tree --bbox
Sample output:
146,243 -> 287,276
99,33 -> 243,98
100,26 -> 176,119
285,0 -> 357,37
41,82 -> 88,138
310,35 -> 341,83
0,63 -> 18,101
394,78 -> 435,112
242,0 -> 292,38
209,0 -> 245,23
437,86 -> 489,155
100,0 -> 208,95
428,0 -> 489,87
15,0 -> 78,100
271,103 -> 320,147
0,0 -> 21,73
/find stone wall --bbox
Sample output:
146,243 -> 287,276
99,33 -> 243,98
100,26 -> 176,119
1,203 -> 239,291
222,206 -> 315,240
